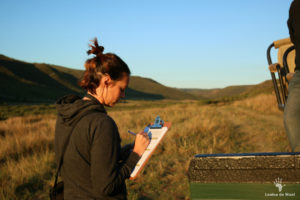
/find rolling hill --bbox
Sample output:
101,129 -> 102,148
0,55 -> 198,103
0,54 -> 274,104
182,80 -> 274,100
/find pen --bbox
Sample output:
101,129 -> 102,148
128,130 -> 137,136
128,130 -> 152,140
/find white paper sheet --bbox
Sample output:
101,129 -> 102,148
130,126 -> 169,179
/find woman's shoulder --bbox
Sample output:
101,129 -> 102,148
83,111 -> 117,130
84,112 -> 120,142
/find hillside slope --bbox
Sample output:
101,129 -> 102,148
0,54 -> 274,103
0,55 -> 83,103
0,55 -> 197,103
128,76 -> 197,100
182,80 -> 273,100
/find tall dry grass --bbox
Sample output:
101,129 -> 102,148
233,93 -> 282,114
0,115 -> 56,199
0,94 -> 289,199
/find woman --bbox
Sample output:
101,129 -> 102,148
54,38 -> 150,199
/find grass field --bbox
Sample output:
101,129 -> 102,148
0,94 -> 290,199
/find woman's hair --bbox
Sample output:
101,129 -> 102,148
79,38 -> 131,94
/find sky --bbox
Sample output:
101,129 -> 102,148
0,0 -> 294,89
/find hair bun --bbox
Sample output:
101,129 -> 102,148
87,38 -> 104,56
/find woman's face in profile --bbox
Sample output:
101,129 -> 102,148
104,73 -> 129,107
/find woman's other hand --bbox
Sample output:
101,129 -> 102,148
133,131 -> 150,156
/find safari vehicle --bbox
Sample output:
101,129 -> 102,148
187,39 -> 299,199
267,38 -> 295,110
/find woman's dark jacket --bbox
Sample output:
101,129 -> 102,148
54,94 -> 140,200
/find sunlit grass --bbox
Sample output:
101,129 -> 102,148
0,94 -> 289,199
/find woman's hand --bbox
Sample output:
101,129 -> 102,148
133,131 -> 150,157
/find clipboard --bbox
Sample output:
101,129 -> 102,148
130,116 -> 171,180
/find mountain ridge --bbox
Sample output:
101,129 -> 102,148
0,54 -> 274,103
0,54 -> 198,103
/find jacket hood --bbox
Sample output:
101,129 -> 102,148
56,94 -> 106,126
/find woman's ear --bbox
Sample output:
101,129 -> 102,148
102,75 -> 112,87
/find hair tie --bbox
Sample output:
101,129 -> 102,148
87,38 -> 104,56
